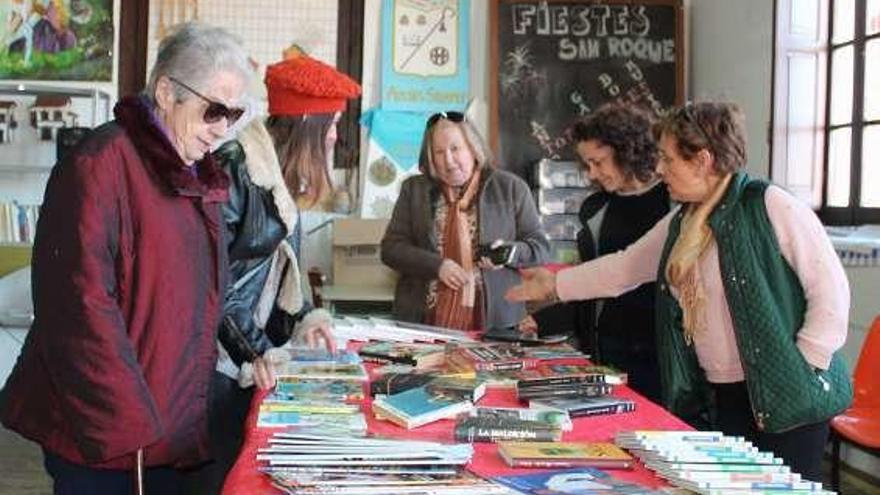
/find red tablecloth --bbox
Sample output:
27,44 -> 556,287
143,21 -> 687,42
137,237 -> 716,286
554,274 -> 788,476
221,369 -> 693,494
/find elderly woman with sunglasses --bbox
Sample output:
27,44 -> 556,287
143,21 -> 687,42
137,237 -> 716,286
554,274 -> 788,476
381,112 -> 550,332
507,102 -> 852,482
186,49 -> 360,493
1,23 -> 252,493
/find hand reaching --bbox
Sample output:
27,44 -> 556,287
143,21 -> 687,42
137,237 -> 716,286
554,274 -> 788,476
252,355 -> 276,390
518,314 -> 539,332
505,267 -> 558,302
299,320 -> 337,353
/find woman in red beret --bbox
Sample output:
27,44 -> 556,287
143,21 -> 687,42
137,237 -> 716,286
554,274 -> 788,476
195,50 -> 361,493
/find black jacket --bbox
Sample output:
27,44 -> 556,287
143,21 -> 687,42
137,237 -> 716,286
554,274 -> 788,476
213,126 -> 311,366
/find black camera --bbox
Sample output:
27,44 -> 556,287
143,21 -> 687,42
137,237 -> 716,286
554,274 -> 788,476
477,241 -> 517,266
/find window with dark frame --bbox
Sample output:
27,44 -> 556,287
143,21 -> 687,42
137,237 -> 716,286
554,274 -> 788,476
823,0 -> 880,224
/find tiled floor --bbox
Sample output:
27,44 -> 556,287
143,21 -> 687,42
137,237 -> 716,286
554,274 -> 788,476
0,426 -> 51,494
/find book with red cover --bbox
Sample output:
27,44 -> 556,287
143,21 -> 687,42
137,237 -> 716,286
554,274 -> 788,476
446,344 -> 540,372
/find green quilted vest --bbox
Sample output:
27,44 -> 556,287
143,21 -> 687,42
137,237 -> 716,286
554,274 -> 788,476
655,172 -> 852,433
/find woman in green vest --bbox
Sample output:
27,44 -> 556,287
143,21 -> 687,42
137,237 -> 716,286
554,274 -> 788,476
507,102 -> 852,482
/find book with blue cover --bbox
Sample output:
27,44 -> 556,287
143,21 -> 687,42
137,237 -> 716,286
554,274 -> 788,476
372,386 -> 473,429
492,467 -> 666,494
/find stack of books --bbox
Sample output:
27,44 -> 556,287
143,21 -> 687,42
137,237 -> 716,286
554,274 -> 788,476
515,364 -> 627,404
616,430 -> 836,494
497,441 -> 635,469
453,406 -> 572,443
256,348 -> 368,432
258,433 -> 513,494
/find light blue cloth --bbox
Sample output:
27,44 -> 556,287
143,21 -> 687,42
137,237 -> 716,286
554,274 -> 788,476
360,108 -> 432,171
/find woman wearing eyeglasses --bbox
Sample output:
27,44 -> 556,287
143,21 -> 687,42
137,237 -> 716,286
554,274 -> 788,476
507,102 -> 852,482
570,103 -> 670,403
381,112 -> 550,332
1,23 -> 252,492
189,49 -> 359,494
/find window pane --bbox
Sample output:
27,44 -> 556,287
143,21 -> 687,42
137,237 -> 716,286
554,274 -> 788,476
833,0 -> 855,43
830,46 -> 854,126
862,125 -> 880,207
827,127 -> 852,207
868,0 -> 880,36
867,39 -> 880,120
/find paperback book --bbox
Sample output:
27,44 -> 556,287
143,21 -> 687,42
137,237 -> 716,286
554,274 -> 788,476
372,386 -> 473,429
446,344 -> 540,372
357,341 -> 447,368
453,416 -> 562,443
470,406 -> 573,431
271,379 -> 365,402
516,382 -> 614,401
517,364 -> 629,387
497,441 -> 634,469
275,362 -> 369,382
531,396 -> 636,417
492,467 -> 667,494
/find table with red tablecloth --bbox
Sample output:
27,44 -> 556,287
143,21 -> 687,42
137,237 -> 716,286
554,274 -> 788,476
221,367 -> 693,494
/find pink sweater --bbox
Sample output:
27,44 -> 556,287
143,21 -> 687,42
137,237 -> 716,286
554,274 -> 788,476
556,185 -> 849,383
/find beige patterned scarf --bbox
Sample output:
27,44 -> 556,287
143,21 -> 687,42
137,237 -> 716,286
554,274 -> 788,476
665,173 -> 732,344
431,167 -> 482,330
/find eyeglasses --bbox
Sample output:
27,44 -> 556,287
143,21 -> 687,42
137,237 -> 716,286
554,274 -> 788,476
168,76 -> 245,126
426,111 -> 466,128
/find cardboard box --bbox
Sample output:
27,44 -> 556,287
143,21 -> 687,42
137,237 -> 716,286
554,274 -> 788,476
332,218 -> 398,288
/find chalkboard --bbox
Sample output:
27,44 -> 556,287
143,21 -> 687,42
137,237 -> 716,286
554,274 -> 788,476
489,0 -> 684,179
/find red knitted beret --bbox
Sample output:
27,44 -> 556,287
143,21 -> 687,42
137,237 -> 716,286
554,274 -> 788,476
265,51 -> 361,116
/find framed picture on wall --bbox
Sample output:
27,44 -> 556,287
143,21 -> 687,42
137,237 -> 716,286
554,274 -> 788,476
0,0 -> 114,81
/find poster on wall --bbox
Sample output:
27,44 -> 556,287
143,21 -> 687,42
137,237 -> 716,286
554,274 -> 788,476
381,0 -> 470,112
0,0 -> 114,81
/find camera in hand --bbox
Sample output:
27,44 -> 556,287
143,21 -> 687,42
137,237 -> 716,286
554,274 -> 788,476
478,241 -> 517,266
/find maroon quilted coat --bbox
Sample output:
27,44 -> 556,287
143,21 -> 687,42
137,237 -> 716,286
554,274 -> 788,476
0,96 -> 229,469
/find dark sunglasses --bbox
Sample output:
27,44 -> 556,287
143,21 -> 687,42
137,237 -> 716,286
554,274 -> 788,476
426,111 -> 466,128
168,76 -> 245,125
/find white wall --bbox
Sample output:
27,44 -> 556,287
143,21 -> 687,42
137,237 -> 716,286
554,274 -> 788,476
687,0 -> 773,179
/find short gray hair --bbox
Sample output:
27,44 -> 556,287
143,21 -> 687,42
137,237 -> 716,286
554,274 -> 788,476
145,22 -> 252,102
418,117 -> 494,178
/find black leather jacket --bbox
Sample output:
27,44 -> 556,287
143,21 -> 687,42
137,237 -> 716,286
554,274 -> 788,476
214,139 -> 310,366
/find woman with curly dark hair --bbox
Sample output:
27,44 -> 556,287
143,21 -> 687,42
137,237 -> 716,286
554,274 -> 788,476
572,103 -> 669,402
